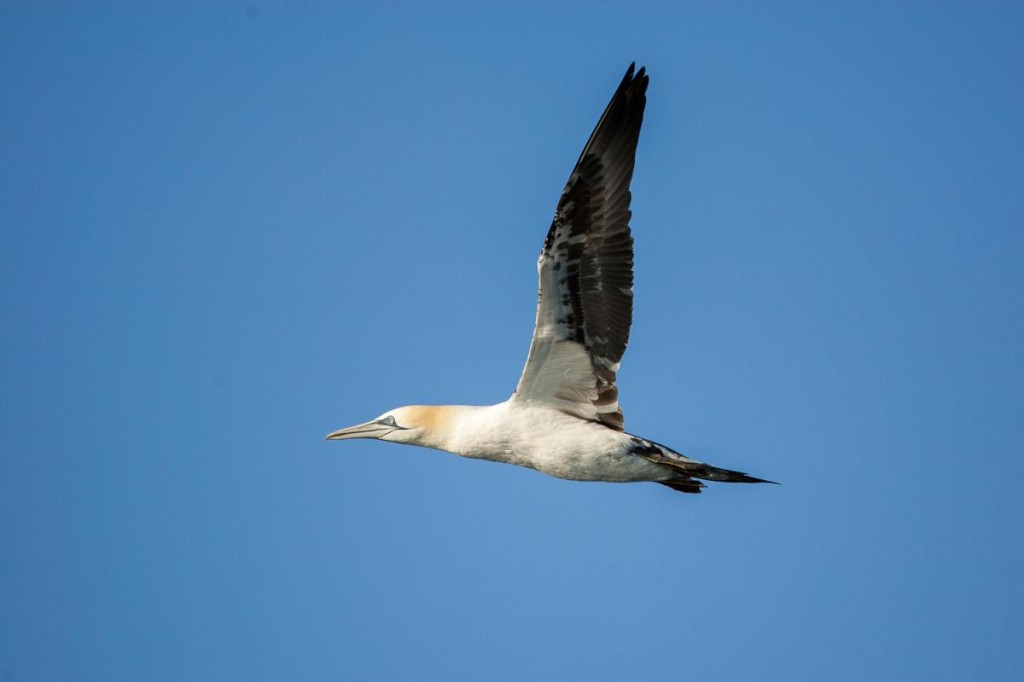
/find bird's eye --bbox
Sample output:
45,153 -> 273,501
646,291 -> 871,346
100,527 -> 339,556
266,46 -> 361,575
380,416 -> 397,427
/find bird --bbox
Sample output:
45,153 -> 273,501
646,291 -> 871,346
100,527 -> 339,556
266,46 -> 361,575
326,63 -> 773,494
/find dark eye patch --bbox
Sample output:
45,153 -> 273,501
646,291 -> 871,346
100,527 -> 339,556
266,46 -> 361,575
379,416 -> 397,427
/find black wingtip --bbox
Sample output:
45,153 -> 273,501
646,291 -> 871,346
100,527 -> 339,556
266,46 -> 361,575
627,63 -> 649,96
622,62 -> 648,87
619,62 -> 636,89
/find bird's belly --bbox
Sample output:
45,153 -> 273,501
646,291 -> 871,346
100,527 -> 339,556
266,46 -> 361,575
527,446 -> 670,482
464,416 -> 670,483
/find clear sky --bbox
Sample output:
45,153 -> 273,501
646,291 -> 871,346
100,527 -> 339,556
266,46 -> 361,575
2,2 -> 1023,680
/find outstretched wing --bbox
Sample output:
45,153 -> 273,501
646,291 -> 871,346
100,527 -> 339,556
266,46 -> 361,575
512,64 -> 648,431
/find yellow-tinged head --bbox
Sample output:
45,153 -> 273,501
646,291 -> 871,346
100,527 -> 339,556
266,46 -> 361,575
324,405 -> 457,449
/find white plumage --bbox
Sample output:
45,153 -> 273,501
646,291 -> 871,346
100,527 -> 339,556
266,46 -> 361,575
326,64 -> 772,495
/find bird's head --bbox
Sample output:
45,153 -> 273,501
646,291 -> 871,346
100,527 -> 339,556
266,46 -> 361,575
324,405 -> 454,448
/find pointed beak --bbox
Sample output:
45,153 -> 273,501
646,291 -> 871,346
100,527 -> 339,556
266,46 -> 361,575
324,421 -> 390,441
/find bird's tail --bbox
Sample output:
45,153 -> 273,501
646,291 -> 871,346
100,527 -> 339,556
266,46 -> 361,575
627,436 -> 776,494
660,465 -> 776,494
691,464 -> 775,485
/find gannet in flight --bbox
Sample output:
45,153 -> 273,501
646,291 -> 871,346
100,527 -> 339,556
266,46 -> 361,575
327,64 -> 772,494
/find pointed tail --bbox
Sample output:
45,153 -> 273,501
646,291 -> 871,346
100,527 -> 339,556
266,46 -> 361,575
693,464 -> 777,485
659,464 -> 778,495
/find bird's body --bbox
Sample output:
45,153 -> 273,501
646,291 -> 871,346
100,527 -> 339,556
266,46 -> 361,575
386,403 -> 669,482
327,64 -> 773,494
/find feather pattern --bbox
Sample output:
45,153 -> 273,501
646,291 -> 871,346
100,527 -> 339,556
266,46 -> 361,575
328,64 -> 775,496
513,64 -> 649,431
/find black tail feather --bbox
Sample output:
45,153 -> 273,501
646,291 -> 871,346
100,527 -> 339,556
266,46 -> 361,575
693,464 -> 778,485
658,466 -> 778,495
628,435 -> 776,494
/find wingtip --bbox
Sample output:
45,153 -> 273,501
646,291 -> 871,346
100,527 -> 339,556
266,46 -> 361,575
625,62 -> 649,94
624,62 -> 647,78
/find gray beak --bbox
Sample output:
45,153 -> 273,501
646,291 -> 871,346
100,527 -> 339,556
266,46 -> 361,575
324,420 -> 390,441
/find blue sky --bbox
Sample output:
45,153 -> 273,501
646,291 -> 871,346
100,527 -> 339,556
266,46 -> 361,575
2,2 -> 1023,680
